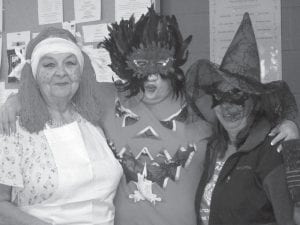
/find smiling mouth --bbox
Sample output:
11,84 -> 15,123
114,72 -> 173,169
54,82 -> 69,86
144,84 -> 157,93
221,110 -> 244,121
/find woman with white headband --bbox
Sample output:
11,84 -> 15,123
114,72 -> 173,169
0,27 -> 122,225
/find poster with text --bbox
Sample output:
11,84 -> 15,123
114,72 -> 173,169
209,0 -> 281,82
74,0 -> 101,23
38,0 -> 63,25
115,0 -> 154,22
0,0 -> 3,75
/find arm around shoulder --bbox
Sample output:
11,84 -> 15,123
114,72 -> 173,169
0,93 -> 21,135
265,80 -> 299,146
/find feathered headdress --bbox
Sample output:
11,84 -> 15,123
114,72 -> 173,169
100,5 -> 192,96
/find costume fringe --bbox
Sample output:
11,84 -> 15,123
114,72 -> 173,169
100,5 -> 192,97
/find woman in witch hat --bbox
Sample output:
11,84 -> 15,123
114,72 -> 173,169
189,13 -> 296,225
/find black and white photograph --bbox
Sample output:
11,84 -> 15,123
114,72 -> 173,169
0,0 -> 299,225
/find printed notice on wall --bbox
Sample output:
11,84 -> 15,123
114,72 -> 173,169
38,0 -> 63,25
6,31 -> 31,85
0,0 -> 3,74
74,0 -> 101,23
209,0 -> 281,82
82,45 -> 118,82
82,23 -> 109,43
115,0 -> 154,22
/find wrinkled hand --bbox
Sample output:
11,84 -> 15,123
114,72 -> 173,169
269,120 -> 299,152
0,94 -> 20,135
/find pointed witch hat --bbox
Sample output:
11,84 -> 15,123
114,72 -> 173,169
186,12 -> 278,100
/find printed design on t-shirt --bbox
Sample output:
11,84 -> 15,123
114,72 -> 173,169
135,147 -> 155,160
134,126 -> 160,140
108,143 -> 197,204
200,160 -> 225,222
129,163 -> 162,204
115,99 -> 139,127
159,105 -> 188,131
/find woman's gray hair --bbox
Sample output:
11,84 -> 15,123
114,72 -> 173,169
19,27 -> 103,133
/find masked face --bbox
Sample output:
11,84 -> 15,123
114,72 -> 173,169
126,45 -> 175,79
212,81 -> 254,132
126,45 -> 175,104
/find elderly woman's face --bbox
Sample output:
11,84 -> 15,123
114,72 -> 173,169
36,53 -> 81,104
212,81 -> 254,132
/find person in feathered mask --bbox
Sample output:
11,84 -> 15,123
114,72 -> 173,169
101,6 -> 190,99
100,6 -> 212,225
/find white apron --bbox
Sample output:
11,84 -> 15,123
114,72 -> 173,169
20,121 -> 123,225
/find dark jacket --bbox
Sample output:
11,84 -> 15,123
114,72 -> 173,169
195,117 -> 295,225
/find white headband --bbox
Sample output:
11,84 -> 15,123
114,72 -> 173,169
30,37 -> 84,78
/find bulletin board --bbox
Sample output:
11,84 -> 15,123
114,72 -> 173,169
0,0 -> 160,88
209,0 -> 281,83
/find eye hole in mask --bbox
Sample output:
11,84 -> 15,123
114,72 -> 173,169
133,59 -> 149,68
210,88 -> 250,108
133,58 -> 173,68
156,58 -> 173,67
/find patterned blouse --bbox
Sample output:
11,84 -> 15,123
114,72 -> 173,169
0,119 -> 77,206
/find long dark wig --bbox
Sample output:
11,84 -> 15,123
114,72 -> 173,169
100,5 -> 192,97
19,27 -> 103,133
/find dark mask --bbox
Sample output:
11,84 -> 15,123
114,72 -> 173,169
210,88 -> 250,108
126,45 -> 175,79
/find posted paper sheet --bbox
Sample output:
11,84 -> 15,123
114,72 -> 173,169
38,0 -> 63,25
115,0 -> 153,21
74,0 -> 101,23
82,23 -> 109,43
0,0 -> 2,73
82,45 -> 118,82
209,0 -> 281,82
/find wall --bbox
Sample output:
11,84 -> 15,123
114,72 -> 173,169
161,0 -> 300,125
161,0 -> 209,72
282,0 -> 300,125
1,0 -> 115,88
1,0 -> 161,87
